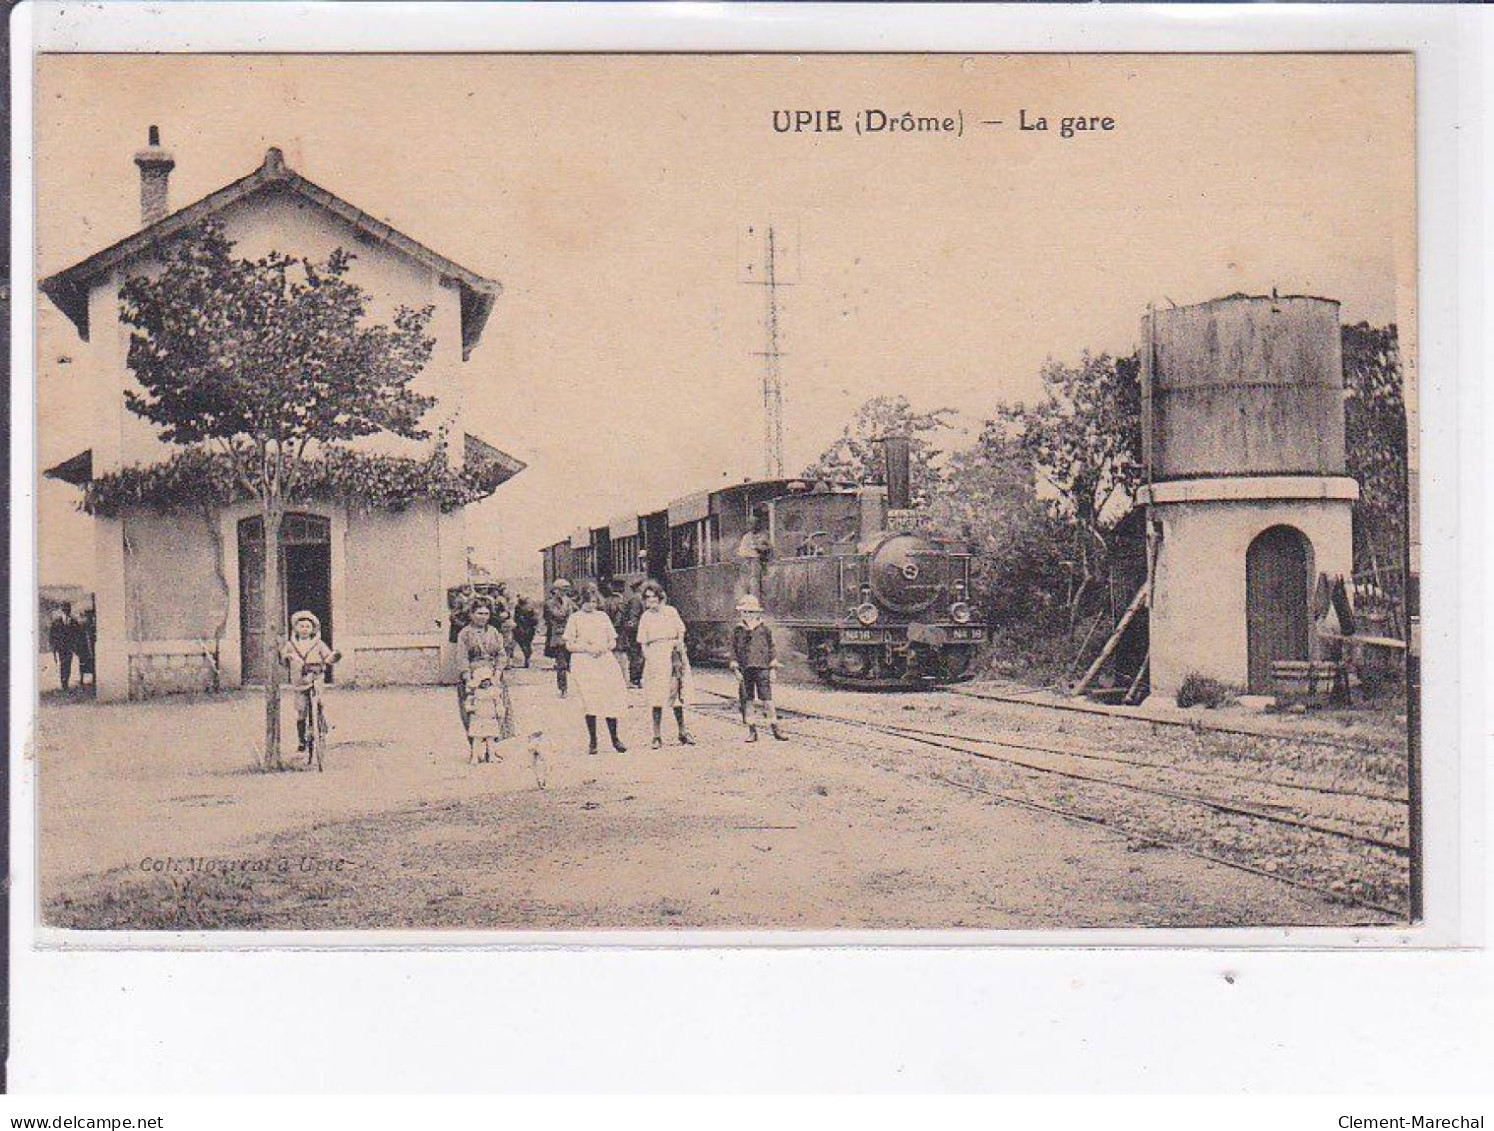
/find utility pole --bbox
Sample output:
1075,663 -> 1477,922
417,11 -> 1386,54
741,223 -> 794,479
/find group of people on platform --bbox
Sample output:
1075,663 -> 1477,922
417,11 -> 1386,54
451,576 -> 788,761
47,602 -> 97,693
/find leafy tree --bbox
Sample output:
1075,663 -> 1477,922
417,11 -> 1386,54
919,423 -> 1065,625
118,220 -> 436,768
1341,322 -> 1407,578
802,394 -> 957,505
993,351 -> 1143,630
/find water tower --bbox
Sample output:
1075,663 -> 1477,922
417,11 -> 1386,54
1139,294 -> 1359,695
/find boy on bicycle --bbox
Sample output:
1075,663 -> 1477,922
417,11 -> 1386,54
282,610 -> 340,753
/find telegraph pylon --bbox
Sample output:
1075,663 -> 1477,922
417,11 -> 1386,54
741,223 -> 794,479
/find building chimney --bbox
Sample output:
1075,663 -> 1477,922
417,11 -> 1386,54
133,125 -> 175,227
879,435 -> 912,511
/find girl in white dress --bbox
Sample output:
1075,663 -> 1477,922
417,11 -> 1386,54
464,664 -> 510,764
635,581 -> 696,749
562,582 -> 629,754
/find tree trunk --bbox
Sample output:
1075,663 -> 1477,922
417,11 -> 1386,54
262,501 -> 285,770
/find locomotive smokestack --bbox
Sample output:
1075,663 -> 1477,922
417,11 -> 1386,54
880,435 -> 912,512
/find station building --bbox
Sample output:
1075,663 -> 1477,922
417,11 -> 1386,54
42,131 -> 524,701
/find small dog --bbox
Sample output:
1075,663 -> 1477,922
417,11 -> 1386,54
527,730 -> 549,790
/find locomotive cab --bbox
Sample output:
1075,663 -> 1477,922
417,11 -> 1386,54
763,486 -> 863,560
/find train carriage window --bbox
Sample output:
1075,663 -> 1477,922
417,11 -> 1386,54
702,516 -> 718,564
669,517 -> 718,569
612,534 -> 642,576
670,523 -> 694,569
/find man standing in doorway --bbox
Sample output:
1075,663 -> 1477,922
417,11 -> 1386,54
603,579 -> 631,682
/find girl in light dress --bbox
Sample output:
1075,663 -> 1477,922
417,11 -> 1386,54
464,664 -> 512,763
561,582 -> 630,755
635,580 -> 697,749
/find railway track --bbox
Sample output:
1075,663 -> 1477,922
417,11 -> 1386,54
943,684 -> 1399,758
695,684 -> 1410,921
830,714 -> 1407,806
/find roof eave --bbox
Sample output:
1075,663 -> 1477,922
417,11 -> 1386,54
44,448 -> 93,486
464,432 -> 526,480
460,285 -> 499,360
39,149 -> 503,351
39,276 -> 90,340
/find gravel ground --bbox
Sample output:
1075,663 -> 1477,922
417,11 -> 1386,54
36,666 -> 1398,931
717,676 -> 1411,918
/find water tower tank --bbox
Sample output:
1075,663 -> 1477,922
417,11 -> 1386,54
1145,294 -> 1345,480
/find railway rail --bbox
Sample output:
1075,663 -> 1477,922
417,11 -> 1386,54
826,714 -> 1407,806
944,685 -> 1399,758
695,683 -> 1410,922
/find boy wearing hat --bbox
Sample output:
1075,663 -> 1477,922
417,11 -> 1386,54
730,596 -> 787,742
281,611 -> 341,753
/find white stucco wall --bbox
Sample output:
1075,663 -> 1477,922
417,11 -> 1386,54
341,501 -> 464,684
92,497 -> 463,701
82,187 -> 467,476
1148,494 -> 1356,696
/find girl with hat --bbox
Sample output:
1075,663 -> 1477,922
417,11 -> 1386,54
561,582 -> 630,755
281,611 -> 341,754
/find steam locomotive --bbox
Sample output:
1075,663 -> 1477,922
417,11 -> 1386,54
540,440 -> 986,689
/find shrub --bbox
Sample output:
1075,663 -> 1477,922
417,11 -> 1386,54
1176,674 -> 1239,709
977,616 -> 1075,688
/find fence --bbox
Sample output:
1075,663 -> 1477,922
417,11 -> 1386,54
1350,561 -> 1406,642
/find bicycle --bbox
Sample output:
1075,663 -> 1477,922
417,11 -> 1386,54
301,662 -> 330,772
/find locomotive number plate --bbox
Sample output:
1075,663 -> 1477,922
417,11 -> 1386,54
949,627 -> 985,642
841,628 -> 888,643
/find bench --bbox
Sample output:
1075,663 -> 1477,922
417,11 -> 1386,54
1271,659 -> 1350,705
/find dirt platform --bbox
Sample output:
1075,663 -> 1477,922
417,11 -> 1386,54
35,667 -> 1385,931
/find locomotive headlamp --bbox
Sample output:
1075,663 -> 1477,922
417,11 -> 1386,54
855,602 -> 881,626
949,601 -> 972,624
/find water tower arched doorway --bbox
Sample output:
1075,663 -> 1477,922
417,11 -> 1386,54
1245,524 -> 1311,693
238,513 -> 333,684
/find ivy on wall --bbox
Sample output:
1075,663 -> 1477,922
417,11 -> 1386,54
85,436 -> 510,518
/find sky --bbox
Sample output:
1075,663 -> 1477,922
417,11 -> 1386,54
34,53 -> 1416,583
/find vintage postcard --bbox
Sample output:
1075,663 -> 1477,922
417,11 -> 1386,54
30,52 -> 1418,935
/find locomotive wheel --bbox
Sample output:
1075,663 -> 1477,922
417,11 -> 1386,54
804,639 -> 980,690
938,648 -> 976,683
807,634 -> 837,684
814,643 -> 877,685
